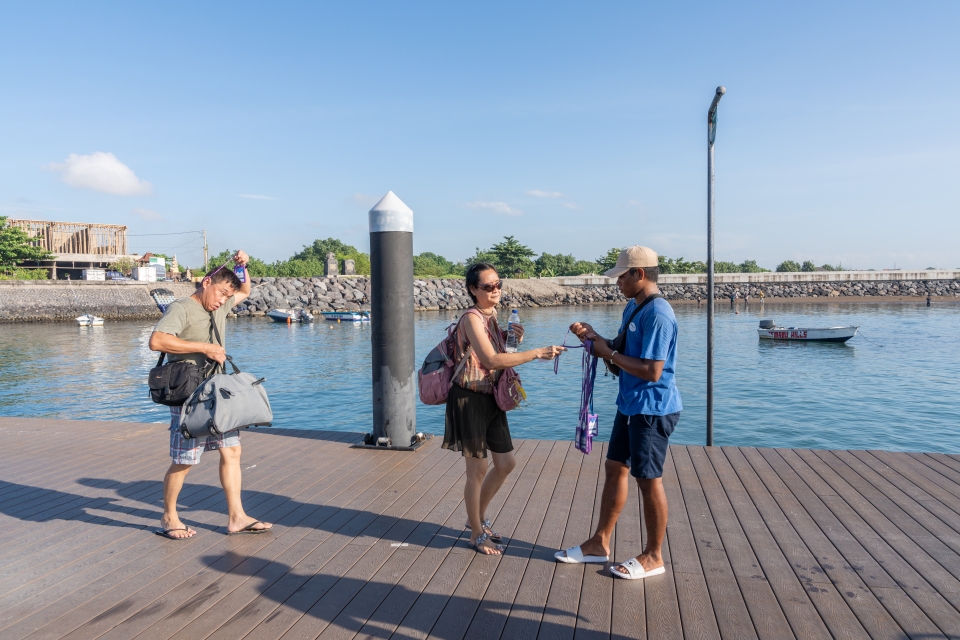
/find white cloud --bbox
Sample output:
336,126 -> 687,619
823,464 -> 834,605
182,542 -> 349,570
561,202 -> 580,210
465,201 -> 523,217
239,194 -> 278,201
525,189 -> 564,198
46,152 -> 152,195
627,200 -> 643,207
131,207 -> 165,222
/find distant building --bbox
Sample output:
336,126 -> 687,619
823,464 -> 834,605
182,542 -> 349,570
7,218 -> 131,279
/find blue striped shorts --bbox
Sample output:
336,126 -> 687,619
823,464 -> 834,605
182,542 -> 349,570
168,406 -> 240,465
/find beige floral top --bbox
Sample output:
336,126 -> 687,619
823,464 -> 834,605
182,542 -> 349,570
453,309 -> 505,394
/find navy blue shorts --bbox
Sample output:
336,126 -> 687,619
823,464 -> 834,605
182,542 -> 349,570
607,411 -> 680,479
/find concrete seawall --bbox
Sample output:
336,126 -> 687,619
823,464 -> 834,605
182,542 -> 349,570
2,273 -> 958,323
0,280 -> 195,323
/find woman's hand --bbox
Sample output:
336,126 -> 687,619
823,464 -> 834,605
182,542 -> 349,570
535,345 -> 566,360
511,323 -> 525,343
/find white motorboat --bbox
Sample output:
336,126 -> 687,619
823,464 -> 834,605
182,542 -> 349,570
266,308 -> 314,323
757,319 -> 857,343
321,311 -> 370,322
76,314 -> 104,327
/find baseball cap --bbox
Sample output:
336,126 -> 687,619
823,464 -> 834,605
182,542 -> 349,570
603,246 -> 659,278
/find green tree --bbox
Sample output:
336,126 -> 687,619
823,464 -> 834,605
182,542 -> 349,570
597,247 -> 622,272
490,236 -> 536,278
801,260 -> 817,272
777,260 -> 802,272
659,256 -> 707,274
570,260 -> 599,275
293,237 -> 371,275
738,259 -> 769,273
0,216 -> 54,272
464,247 -> 495,268
535,252 -> 575,277
714,261 -> 741,273
413,252 -> 456,277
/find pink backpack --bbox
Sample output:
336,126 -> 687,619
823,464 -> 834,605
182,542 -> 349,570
417,310 -> 526,411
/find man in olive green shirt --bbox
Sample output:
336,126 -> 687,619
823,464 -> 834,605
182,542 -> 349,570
149,250 -> 272,539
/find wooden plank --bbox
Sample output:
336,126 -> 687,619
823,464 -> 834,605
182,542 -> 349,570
609,464 -> 645,640
268,451 -> 469,640
202,447 -> 464,638
0,433 -> 324,627
867,451 -> 960,515
705,447 -> 863,640
0,431 -> 348,596
494,444 -> 583,640
83,445 -> 411,640
176,442 -> 459,640
731,448 -> 916,640
657,447 -> 716,640
845,451 -> 960,550
766,448 -> 960,639
572,443 -> 614,640
538,439 -> 605,640
391,440 -> 547,640
672,446 -> 760,639
821,450 -> 960,567
783,450 -> 960,628
26,438 -> 390,640
459,441 -> 569,640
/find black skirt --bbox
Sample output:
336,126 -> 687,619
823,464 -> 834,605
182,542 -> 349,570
442,383 -> 513,458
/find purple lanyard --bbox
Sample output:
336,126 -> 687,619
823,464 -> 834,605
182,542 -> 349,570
555,331 -> 600,454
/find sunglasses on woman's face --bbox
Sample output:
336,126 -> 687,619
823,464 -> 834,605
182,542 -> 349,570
475,280 -> 503,293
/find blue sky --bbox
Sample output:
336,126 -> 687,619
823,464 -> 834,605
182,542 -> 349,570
1,1 -> 957,270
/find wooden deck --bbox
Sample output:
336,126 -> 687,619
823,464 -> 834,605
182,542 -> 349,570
2,417 -> 960,639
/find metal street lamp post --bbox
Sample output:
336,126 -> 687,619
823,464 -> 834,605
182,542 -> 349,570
706,85 -> 725,447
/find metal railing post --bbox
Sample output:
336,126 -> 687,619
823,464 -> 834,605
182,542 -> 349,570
707,85 -> 725,447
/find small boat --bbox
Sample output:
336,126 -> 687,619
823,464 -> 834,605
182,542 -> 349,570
757,319 -> 857,343
321,311 -> 370,322
76,314 -> 104,327
150,288 -> 177,313
266,308 -> 314,323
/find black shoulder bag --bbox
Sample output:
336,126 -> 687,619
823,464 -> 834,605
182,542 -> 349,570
604,293 -> 662,377
147,313 -> 219,406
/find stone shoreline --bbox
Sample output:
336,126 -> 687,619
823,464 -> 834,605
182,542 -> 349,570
1,275 -> 958,323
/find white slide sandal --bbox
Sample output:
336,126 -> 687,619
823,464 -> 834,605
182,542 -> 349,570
610,557 -> 666,580
554,545 -> 609,564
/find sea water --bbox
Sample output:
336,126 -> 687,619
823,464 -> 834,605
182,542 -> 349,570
1,302 -> 958,453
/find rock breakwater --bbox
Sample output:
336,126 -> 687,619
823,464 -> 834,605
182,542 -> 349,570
2,275 -> 957,323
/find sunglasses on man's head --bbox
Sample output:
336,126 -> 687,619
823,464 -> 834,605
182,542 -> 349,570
475,280 -> 503,293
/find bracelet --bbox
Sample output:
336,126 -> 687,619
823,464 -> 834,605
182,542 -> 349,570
610,350 -> 618,362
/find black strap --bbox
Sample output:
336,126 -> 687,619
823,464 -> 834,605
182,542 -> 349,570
607,293 -> 662,351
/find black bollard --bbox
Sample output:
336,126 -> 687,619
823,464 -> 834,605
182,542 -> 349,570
368,191 -> 417,448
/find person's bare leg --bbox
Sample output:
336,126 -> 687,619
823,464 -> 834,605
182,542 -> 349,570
464,455 -> 499,554
161,463 -> 196,538
613,477 -> 667,575
562,459 -> 629,559
219,445 -> 271,533
477,450 -> 516,525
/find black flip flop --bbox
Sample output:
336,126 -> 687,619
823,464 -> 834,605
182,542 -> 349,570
154,527 -> 194,540
227,520 -> 272,535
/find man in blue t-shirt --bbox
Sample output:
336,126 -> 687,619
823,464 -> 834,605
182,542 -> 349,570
555,246 -> 681,581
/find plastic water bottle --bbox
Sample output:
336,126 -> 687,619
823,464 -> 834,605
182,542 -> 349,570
505,309 -> 520,352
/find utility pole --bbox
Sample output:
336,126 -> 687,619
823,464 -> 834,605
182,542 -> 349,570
706,85 -> 725,447
203,229 -> 208,272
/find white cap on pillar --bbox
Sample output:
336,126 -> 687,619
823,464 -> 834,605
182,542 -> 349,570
369,191 -> 413,233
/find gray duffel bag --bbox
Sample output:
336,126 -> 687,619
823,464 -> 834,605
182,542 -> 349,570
179,355 -> 273,439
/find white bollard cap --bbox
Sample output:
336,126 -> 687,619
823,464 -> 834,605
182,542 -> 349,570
369,191 -> 413,233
